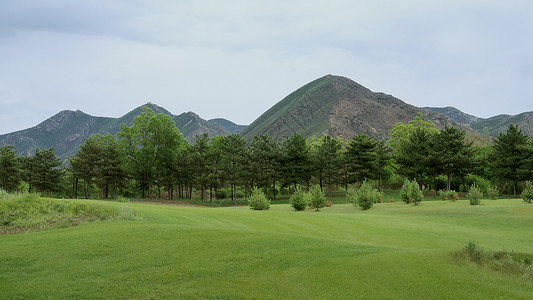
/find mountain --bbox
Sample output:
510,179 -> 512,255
0,110 -> 113,158
241,75 -> 465,141
423,107 -> 481,125
470,112 -> 533,137
208,118 -> 247,134
424,106 -> 533,137
173,112 -> 230,141
0,103 -> 231,158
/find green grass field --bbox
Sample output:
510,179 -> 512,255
1,198 -> 533,299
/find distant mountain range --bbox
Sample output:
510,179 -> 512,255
1,75 -> 531,158
0,103 -> 244,158
424,106 -> 533,137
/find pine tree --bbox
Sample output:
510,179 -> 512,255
32,148 -> 63,195
490,124 -> 529,196
431,126 -> 474,191
0,145 -> 22,192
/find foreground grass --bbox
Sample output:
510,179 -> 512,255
1,199 -> 533,299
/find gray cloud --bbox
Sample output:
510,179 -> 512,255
1,1 -> 532,134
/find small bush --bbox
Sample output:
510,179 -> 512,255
346,188 -> 357,205
354,180 -> 381,210
438,190 -> 457,201
289,186 -> 309,211
467,184 -> 483,205
486,185 -> 499,200
118,201 -> 139,220
248,188 -> 270,210
521,181 -> 533,204
309,185 -> 327,211
400,179 -> 423,205
464,240 -> 484,263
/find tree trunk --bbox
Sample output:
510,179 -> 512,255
74,177 -> 78,199
447,172 -> 451,192
85,179 -> 90,199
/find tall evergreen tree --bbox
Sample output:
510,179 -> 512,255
373,140 -> 391,191
431,126 -> 474,191
191,133 -> 212,202
219,134 -> 247,204
31,148 -> 63,195
346,134 -> 376,184
519,137 -> 533,181
490,124 -> 529,196
94,134 -> 126,199
70,137 -> 101,199
311,136 -> 342,194
249,134 -> 281,199
395,127 -> 434,187
281,133 -> 313,190
0,145 -> 22,192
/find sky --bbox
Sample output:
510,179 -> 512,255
1,0 -> 533,134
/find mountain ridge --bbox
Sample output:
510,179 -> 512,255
0,103 -> 232,158
2,75 -> 531,159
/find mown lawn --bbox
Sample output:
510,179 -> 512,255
1,198 -> 532,299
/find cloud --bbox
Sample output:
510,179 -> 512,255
0,1 -> 532,134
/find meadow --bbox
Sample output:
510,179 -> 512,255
1,197 -> 533,299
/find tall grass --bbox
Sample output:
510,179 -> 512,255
0,191 -> 122,234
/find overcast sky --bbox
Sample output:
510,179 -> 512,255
1,1 -> 532,134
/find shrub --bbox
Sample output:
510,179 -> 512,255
289,186 -> 309,211
309,185 -> 327,211
400,179 -> 423,205
522,181 -> 533,204
354,180 -> 380,210
454,193 -> 460,201
486,185 -> 500,200
464,240 -> 484,263
467,184 -> 483,205
438,189 -> 457,201
118,201 -> 139,220
346,188 -> 357,205
248,188 -> 270,210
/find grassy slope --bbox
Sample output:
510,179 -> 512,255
1,199 -> 533,299
240,75 -> 335,140
470,112 -> 533,137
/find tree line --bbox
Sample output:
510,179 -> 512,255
1,109 -> 532,201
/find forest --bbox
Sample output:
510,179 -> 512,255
1,108 -> 532,203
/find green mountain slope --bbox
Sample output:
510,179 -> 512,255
241,75 -> 462,141
470,112 -> 533,137
423,106 -> 481,125
208,118 -> 247,134
173,112 -> 230,143
0,110 -> 114,158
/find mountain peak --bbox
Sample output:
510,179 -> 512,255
241,75 -> 459,141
